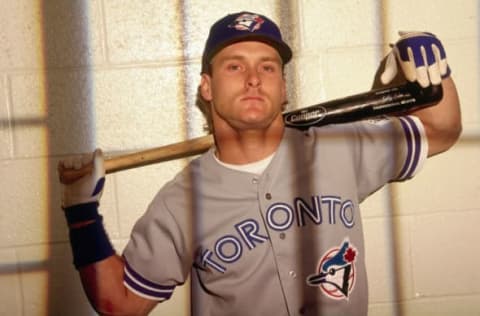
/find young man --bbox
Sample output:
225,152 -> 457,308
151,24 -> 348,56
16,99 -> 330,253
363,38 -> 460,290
59,11 -> 461,316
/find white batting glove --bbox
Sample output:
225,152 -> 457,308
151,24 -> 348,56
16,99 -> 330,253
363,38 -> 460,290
380,31 -> 451,88
60,149 -> 106,208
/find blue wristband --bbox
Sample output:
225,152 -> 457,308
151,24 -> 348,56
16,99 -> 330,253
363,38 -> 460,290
64,202 -> 100,225
69,215 -> 115,269
64,203 -> 115,269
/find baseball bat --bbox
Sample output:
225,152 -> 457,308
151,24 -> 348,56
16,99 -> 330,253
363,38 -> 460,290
283,82 -> 442,129
59,82 -> 442,184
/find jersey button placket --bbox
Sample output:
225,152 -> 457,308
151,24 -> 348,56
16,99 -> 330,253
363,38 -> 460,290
258,178 -> 297,313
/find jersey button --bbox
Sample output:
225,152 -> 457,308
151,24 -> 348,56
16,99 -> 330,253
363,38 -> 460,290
289,270 -> 297,278
252,178 -> 258,184
265,193 -> 272,200
279,232 -> 286,239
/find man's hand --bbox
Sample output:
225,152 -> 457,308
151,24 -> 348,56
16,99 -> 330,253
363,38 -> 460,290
58,149 -> 105,208
381,31 -> 450,88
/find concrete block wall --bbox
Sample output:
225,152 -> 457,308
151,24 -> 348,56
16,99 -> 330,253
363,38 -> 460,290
0,1 -> 478,315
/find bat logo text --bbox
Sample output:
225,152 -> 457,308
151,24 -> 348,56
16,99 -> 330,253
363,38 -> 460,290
284,106 -> 327,127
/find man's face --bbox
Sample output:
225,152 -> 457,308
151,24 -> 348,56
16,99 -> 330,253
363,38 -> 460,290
200,41 -> 287,132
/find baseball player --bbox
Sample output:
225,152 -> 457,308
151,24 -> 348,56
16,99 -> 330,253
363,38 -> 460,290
59,11 -> 461,316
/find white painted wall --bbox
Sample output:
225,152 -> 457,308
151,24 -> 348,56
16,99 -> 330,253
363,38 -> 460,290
0,1 -> 478,315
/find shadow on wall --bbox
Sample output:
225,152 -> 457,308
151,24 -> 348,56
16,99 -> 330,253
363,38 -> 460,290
42,1 -> 96,315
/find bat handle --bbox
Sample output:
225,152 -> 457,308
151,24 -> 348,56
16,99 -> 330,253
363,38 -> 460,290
58,135 -> 215,184
104,134 -> 214,174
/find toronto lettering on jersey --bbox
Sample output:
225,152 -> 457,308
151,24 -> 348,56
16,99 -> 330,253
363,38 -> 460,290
200,194 -> 356,273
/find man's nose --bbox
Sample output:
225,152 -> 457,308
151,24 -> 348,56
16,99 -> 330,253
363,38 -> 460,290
246,68 -> 261,87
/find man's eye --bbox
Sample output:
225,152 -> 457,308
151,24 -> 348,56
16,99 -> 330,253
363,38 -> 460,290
227,64 -> 242,71
262,64 -> 278,72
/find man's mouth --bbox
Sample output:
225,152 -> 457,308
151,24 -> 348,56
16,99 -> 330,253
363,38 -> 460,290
241,95 -> 264,102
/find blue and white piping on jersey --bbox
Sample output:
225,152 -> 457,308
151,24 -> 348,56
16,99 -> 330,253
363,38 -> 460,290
123,259 -> 175,301
397,116 -> 423,181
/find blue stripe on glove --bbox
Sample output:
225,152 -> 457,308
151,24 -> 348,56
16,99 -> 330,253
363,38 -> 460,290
381,31 -> 451,88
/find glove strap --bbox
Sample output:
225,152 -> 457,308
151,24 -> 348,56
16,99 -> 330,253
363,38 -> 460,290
64,203 -> 115,269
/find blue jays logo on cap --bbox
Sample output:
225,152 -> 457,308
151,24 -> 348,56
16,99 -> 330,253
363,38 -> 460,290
201,11 -> 292,73
228,13 -> 265,32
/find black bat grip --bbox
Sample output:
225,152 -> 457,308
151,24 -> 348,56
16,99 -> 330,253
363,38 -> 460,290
283,82 -> 443,130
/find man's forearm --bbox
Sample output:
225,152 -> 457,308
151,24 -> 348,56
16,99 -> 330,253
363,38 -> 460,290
411,77 -> 462,157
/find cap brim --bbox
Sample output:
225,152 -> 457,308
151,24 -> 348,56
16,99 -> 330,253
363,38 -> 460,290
203,34 -> 292,72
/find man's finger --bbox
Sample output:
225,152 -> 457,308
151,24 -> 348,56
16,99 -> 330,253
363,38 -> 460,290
380,52 -> 398,85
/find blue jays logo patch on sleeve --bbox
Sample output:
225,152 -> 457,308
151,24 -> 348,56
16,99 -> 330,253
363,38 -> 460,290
307,239 -> 357,300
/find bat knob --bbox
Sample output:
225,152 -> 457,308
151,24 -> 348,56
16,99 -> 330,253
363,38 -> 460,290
406,82 -> 443,104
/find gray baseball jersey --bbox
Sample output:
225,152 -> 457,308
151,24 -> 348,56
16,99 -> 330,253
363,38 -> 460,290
122,115 -> 427,316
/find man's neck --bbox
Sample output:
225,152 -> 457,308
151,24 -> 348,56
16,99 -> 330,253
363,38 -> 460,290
213,122 -> 284,165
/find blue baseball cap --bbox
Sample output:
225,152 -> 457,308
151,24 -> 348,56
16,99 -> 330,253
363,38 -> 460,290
201,11 -> 293,73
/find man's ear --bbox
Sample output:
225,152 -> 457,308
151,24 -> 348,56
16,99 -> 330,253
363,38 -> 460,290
200,74 -> 212,101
